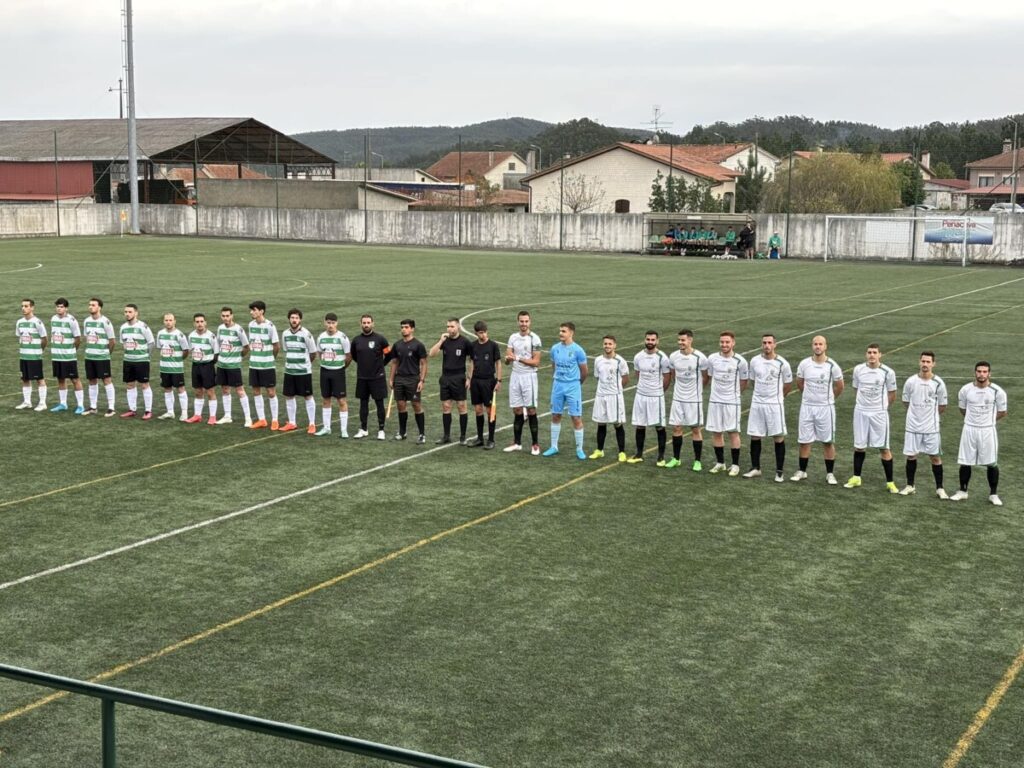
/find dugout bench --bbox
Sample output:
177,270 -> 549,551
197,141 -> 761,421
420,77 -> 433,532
643,212 -> 754,258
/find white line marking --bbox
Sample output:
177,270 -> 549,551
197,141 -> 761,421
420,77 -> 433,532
0,263 -> 43,274
1,273 -> 1016,593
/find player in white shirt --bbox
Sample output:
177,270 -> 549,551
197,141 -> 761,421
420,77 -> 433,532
503,310 -> 542,454
844,344 -> 899,492
952,361 -> 1008,505
589,335 -> 630,462
792,335 -> 844,484
627,331 -> 672,465
744,333 -> 793,482
667,329 -> 707,471
703,331 -> 748,476
899,351 -> 949,499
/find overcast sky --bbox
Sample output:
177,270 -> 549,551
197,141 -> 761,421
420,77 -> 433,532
4,0 -> 1022,135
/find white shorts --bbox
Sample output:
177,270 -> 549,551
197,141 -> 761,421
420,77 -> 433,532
958,425 -> 998,466
706,401 -> 742,433
904,431 -> 941,457
508,372 -> 538,410
592,393 -> 626,424
747,402 -> 787,438
632,394 -> 666,427
669,399 -> 702,428
853,408 -> 890,450
798,404 -> 836,444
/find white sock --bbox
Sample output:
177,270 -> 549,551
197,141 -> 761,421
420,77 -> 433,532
21,386 -> 31,404
222,394 -> 232,418
105,383 -> 115,409
286,398 -> 297,424
254,395 -> 265,421
37,384 -> 46,404
164,392 -> 175,413
89,384 -> 98,408
74,388 -> 84,408
59,388 -> 68,406
194,397 -> 205,417
322,406 -> 332,430
178,391 -> 188,413
127,388 -> 137,411
269,395 -> 279,422
239,395 -> 251,420
142,387 -> 152,412
575,428 -> 584,451
550,423 -> 561,448
339,410 -> 349,435
305,398 -> 316,426
209,398 -> 218,419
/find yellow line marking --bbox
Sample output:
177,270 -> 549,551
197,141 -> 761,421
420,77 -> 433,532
0,433 -> 284,510
0,461 -> 621,723
942,644 -> 1024,768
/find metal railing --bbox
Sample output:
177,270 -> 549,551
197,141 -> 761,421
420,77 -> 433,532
0,664 -> 487,768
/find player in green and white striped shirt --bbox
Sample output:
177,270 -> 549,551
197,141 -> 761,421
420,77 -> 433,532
280,308 -> 318,433
315,312 -> 351,437
83,297 -> 117,416
49,298 -> 84,413
215,307 -> 253,427
185,312 -> 220,424
156,313 -> 191,421
15,298 -> 48,411
247,300 -> 280,430
119,303 -> 156,419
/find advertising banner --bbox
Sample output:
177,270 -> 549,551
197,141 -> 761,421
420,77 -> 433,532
924,217 -> 994,245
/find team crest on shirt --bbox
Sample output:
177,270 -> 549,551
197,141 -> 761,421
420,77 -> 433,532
252,340 -> 264,351
368,341 -> 375,349
52,332 -> 64,343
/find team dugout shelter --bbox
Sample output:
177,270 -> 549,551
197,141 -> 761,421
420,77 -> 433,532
643,212 -> 754,257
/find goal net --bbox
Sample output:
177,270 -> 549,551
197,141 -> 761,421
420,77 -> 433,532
824,215 -> 975,265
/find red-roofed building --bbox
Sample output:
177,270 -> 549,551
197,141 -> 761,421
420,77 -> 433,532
923,178 -> 970,209
668,142 -> 780,179
426,151 -> 529,189
521,142 -> 741,214
964,140 -> 1022,208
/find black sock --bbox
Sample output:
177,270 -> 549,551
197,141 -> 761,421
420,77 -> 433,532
730,447 -> 740,466
714,445 -> 724,463
513,413 -> 524,444
476,413 -> 485,440
853,450 -> 865,477
825,458 -> 835,474
415,412 -> 425,436
359,398 -> 369,429
398,411 -> 408,436
656,428 -> 666,460
932,462 -> 943,489
458,413 -> 468,440
672,435 -> 683,459
750,439 -> 762,470
442,412 -> 452,438
614,425 -> 626,453
528,413 -> 539,444
693,439 -> 703,461
906,458 -> 918,486
774,441 -> 786,472
882,458 -> 894,483
799,455 -> 809,472
596,424 -> 607,450
987,465 -> 999,494
374,398 -> 386,430
488,419 -> 496,441
635,427 -> 646,456
959,465 -> 971,491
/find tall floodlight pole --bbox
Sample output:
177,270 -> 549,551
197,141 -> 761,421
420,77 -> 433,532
1011,120 -> 1019,211
125,0 -> 140,234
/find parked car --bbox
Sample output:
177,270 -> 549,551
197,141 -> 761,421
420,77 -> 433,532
989,202 -> 1024,213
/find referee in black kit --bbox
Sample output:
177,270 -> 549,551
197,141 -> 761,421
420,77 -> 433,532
345,313 -> 390,440
388,319 -> 428,444
466,320 -> 503,449
428,317 -> 473,444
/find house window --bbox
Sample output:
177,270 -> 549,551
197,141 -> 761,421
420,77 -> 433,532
979,176 -> 993,188
508,162 -> 516,171
614,199 -> 630,213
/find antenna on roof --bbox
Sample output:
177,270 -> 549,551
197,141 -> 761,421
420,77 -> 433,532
643,105 -> 673,144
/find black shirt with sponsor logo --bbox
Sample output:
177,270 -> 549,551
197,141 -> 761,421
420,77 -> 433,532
391,338 -> 427,377
440,336 -> 473,376
470,339 -> 501,380
350,331 -> 390,380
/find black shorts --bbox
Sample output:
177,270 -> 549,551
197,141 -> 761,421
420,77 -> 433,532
283,373 -> 313,398
439,374 -> 467,401
320,368 -> 347,399
248,368 -> 277,389
393,375 -> 421,403
19,359 -> 44,381
192,362 -> 216,390
122,362 -> 150,384
160,372 -> 186,389
51,360 -> 80,381
216,367 -> 243,388
470,378 -> 497,406
85,359 -> 112,381
355,378 -> 388,401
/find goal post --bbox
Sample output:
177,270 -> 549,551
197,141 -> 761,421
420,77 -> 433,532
824,214 -> 974,266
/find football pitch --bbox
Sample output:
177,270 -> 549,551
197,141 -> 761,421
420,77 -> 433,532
0,235 -> 1021,767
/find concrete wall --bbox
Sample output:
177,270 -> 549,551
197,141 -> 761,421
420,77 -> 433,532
1,203 -> 1021,264
195,180 -> 409,211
